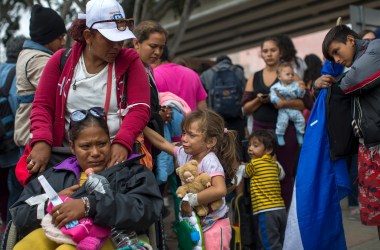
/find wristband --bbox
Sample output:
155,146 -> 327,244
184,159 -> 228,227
81,197 -> 90,217
183,193 -> 199,207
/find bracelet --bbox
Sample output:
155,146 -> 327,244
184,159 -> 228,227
81,197 -> 90,217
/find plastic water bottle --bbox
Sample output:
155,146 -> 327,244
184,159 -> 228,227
85,168 -> 111,194
85,168 -> 139,249
110,228 -> 139,249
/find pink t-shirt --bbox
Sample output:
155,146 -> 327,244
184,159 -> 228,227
153,63 -> 207,110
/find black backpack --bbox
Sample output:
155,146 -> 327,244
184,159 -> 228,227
0,65 -> 17,153
209,66 -> 244,118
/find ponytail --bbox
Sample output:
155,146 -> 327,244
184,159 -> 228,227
215,129 -> 240,192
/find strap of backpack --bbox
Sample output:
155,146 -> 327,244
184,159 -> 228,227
60,48 -> 72,73
207,67 -> 218,108
0,66 -> 16,97
24,55 -> 38,89
121,71 -> 128,107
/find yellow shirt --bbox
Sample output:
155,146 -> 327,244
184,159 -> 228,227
245,154 -> 285,214
79,172 -> 88,186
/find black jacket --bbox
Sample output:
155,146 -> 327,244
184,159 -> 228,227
10,157 -> 163,237
325,83 -> 358,160
336,39 -> 380,148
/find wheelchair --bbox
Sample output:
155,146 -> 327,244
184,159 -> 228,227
1,220 -> 20,250
1,219 -> 164,250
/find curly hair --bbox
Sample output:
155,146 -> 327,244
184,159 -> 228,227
181,109 -> 239,189
69,19 -> 87,43
69,18 -> 99,44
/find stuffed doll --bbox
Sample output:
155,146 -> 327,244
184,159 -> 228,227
41,196 -> 110,250
176,160 -> 223,216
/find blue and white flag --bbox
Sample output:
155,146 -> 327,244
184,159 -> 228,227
283,89 -> 350,250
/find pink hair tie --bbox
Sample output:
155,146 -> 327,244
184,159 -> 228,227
224,128 -> 228,133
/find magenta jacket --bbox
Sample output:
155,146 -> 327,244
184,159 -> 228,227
30,42 -> 150,153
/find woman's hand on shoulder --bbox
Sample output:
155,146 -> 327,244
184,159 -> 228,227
314,75 -> 336,89
51,199 -> 85,228
108,143 -> 128,168
27,141 -> 51,174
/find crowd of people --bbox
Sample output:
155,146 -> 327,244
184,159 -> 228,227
1,0 -> 380,249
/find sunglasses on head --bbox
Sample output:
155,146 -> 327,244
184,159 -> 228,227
89,18 -> 134,31
69,107 -> 106,127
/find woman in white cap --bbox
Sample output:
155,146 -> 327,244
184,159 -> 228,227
24,0 -> 151,175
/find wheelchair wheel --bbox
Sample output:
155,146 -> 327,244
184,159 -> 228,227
1,220 -> 18,250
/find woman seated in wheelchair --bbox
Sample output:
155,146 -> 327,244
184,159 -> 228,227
10,107 -> 163,250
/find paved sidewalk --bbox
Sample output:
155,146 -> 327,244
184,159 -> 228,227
1,196 -> 378,249
341,199 -> 379,249
164,196 -> 379,249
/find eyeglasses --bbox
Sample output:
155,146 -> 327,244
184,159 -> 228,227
89,18 -> 134,31
70,107 -> 106,127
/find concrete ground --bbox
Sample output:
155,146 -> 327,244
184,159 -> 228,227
341,198 -> 379,250
163,196 -> 379,249
1,196 -> 378,249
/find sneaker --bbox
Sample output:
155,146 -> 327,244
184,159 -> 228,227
277,135 -> 285,146
348,207 -> 360,221
163,197 -> 170,207
296,132 -> 304,145
162,206 -> 171,218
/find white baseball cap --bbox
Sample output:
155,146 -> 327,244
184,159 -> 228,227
78,0 -> 135,42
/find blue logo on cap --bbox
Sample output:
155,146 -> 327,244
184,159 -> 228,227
113,13 -> 123,19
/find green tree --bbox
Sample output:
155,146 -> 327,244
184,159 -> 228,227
0,0 -> 199,57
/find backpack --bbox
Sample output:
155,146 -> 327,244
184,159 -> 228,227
209,66 -> 244,118
0,65 -> 17,153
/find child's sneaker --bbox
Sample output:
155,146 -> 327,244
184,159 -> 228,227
296,132 -> 304,145
348,207 -> 360,221
164,197 -> 170,207
277,135 -> 285,146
